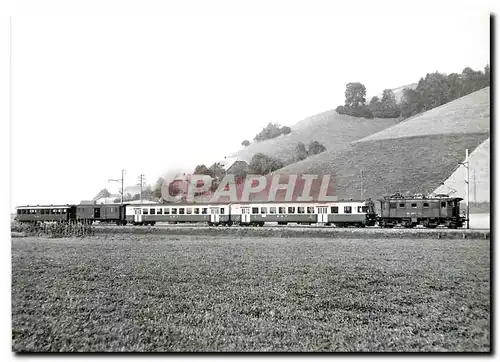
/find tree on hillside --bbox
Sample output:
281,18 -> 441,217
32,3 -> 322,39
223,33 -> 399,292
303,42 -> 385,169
281,126 -> 292,135
194,164 -> 212,176
249,153 -> 285,175
295,142 -> 308,161
345,82 -> 367,107
379,89 -> 400,118
241,140 -> 251,147
153,177 -> 165,199
307,140 -> 327,156
254,122 -> 283,142
400,88 -> 422,119
368,96 -> 382,115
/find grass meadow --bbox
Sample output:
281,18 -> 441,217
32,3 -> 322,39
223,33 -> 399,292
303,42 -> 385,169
12,235 -> 490,352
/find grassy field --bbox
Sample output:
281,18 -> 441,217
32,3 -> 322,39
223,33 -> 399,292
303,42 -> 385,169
12,235 -> 490,352
277,133 -> 489,201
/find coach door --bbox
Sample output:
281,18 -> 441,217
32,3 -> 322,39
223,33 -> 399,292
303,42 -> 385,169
241,207 -> 251,223
134,208 -> 142,223
317,206 -> 328,223
210,207 -> 220,223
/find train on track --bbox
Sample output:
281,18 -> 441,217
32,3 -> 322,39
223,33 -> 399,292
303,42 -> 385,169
14,193 -> 467,229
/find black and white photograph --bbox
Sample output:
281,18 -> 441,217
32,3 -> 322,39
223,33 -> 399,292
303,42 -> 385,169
4,0 -> 493,354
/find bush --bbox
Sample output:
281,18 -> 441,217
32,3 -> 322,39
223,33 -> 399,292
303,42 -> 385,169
281,126 -> 292,135
308,140 -> 327,155
254,122 -> 283,142
249,153 -> 285,175
241,140 -> 251,147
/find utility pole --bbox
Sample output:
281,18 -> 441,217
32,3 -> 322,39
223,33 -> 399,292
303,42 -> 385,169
137,174 -> 146,203
473,168 -> 477,202
108,169 -> 126,204
360,170 -> 364,200
465,149 -> 470,229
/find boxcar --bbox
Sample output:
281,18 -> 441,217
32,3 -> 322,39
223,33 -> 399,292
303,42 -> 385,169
76,203 -> 127,225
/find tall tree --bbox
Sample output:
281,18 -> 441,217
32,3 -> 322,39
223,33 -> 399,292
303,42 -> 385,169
344,82 -> 367,107
295,142 -> 308,161
379,89 -> 400,117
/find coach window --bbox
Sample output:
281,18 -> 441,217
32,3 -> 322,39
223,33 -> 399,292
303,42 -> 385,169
307,207 -> 314,214
288,207 -> 295,214
399,203 -> 405,208
62,209 -> 67,214
179,208 -> 185,215
220,208 -> 225,214
423,203 -> 430,208
357,206 -> 362,213
194,208 -> 200,215
447,201 -> 454,207
57,209 -> 62,214
441,202 -> 446,208
298,207 -> 305,214
202,208 -> 208,215
278,207 -> 286,214
362,206 -> 368,212
142,208 -> 149,214
411,203 -> 417,208
252,207 -> 259,214
150,208 -> 156,215
261,207 -> 267,214
164,208 -> 170,214
344,206 -> 352,214
172,208 -> 177,214
270,207 -> 276,214
187,208 -> 192,215
331,206 -> 339,214
157,208 -> 163,215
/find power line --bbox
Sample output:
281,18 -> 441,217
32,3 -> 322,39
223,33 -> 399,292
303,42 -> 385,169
108,169 -> 126,204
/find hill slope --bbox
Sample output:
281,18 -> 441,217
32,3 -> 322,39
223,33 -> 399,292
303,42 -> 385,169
275,87 -> 490,202
231,111 -> 399,163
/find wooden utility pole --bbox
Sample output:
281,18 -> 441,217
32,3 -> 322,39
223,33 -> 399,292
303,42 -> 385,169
465,149 -> 470,229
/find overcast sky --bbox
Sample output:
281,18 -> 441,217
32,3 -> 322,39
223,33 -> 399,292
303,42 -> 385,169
10,4 -> 490,207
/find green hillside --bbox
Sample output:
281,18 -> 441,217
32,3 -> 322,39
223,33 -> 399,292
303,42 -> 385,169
231,111 -> 399,163
275,87 -> 490,202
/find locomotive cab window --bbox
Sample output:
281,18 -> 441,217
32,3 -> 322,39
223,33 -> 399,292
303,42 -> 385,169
344,206 -> 352,214
331,206 -> 339,214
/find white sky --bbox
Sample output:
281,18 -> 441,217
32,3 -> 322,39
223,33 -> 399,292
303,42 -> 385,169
9,1 -> 491,207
